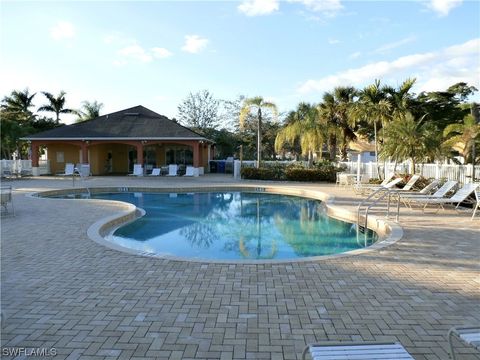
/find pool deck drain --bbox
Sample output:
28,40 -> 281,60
1,175 -> 479,360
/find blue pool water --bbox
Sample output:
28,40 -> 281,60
81,191 -> 377,260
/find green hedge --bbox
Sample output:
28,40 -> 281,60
241,167 -> 285,180
241,162 -> 339,182
285,168 -> 337,182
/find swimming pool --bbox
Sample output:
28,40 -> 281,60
69,191 -> 377,260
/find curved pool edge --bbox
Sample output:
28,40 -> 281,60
32,185 -> 404,264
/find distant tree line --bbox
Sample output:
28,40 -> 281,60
2,81 -> 478,171
176,81 -> 479,169
0,89 -> 103,159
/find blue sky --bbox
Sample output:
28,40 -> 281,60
1,0 -> 479,124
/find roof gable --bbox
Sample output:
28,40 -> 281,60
25,105 -> 208,140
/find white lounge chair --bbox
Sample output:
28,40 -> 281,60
166,164 -> 178,176
394,174 -> 421,191
399,179 -> 439,197
412,182 -> 479,212
401,180 -> 456,207
57,163 -> 75,176
184,166 -> 199,177
77,164 -> 90,178
448,326 -> 480,360
0,186 -> 14,217
472,189 -> 479,220
354,173 -> 395,194
302,342 -> 414,360
148,168 -> 161,176
128,164 -> 143,176
358,177 -> 403,195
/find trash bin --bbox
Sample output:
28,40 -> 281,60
225,160 -> 233,174
209,161 -> 217,173
217,161 -> 226,173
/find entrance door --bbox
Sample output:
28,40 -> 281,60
128,149 -> 137,173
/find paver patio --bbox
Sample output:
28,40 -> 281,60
1,175 -> 479,360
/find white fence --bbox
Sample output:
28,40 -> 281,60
1,160 -> 51,176
339,161 -> 480,184
234,160 -> 480,184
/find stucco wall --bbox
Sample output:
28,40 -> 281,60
47,144 -> 80,174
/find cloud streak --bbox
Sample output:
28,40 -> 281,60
427,0 -> 463,17
114,44 -> 173,65
373,36 -> 416,54
181,35 -> 209,54
289,0 -> 343,17
297,38 -> 479,94
238,0 -> 279,16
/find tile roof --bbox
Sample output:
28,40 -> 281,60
25,105 -> 209,141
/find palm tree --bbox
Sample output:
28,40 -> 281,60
350,80 -> 391,164
76,100 -> 103,122
381,112 -> 433,173
38,91 -> 76,123
1,88 -> 36,122
443,114 -> 480,164
319,92 -> 341,161
239,96 -> 277,168
317,87 -> 357,161
333,86 -> 357,160
275,103 -> 325,166
384,78 -> 416,119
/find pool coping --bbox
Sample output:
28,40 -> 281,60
31,184 -> 404,264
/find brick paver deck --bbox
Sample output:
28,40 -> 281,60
1,175 -> 479,359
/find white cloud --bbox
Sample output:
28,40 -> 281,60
373,36 -> 416,54
50,21 -> 75,40
297,38 -> 480,94
238,0 -> 279,16
117,44 -> 153,63
427,0 -> 463,16
151,47 -> 173,59
289,0 -> 343,17
328,38 -> 340,45
181,35 -> 209,54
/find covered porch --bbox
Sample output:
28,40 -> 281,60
29,139 -> 215,176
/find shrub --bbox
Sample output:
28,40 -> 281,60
285,168 -> 337,182
241,160 -> 341,182
241,167 -> 284,180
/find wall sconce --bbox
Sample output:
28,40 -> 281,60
141,140 -> 148,145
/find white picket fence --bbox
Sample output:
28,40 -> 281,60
233,160 -> 480,184
0,159 -> 50,176
339,161 -> 480,184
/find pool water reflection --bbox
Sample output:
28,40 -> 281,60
90,192 -> 377,260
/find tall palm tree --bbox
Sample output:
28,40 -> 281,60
239,96 -> 277,168
333,86 -> 357,160
384,78 -> 416,118
350,80 -> 391,164
1,88 -> 36,122
76,100 -> 104,122
319,92 -> 341,161
275,103 -> 325,166
38,91 -> 76,123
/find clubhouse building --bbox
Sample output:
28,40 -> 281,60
24,106 -> 215,176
